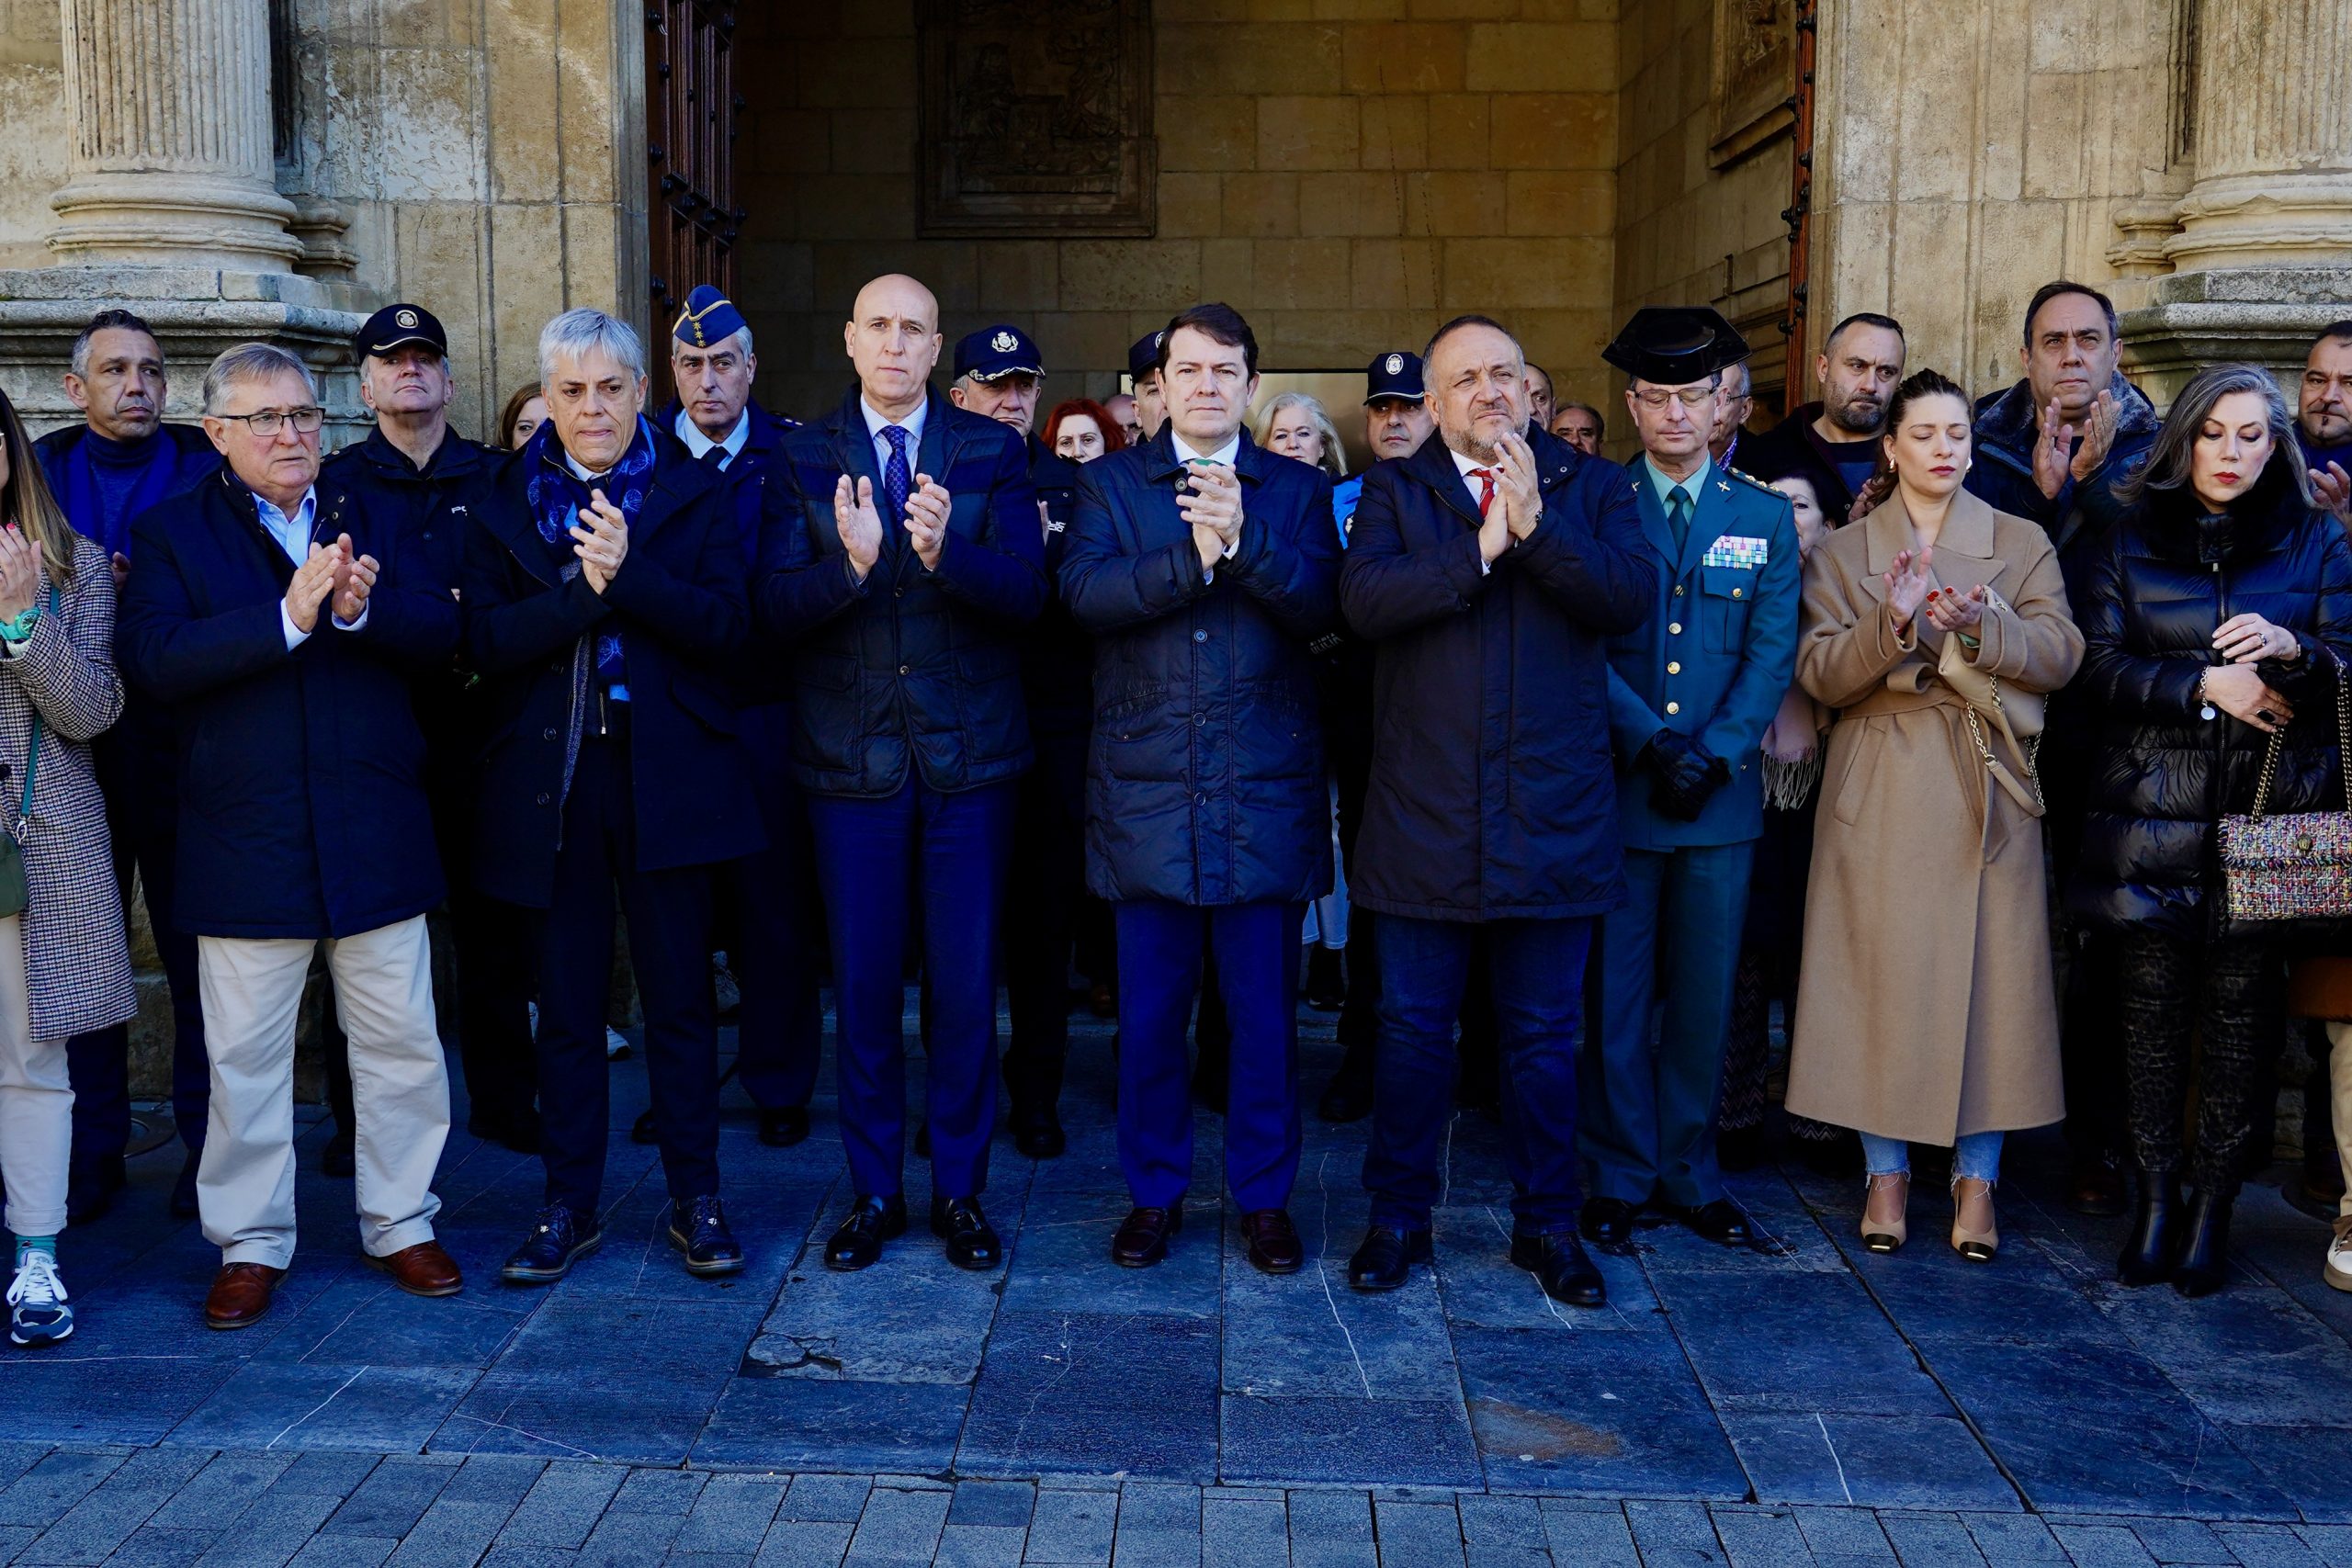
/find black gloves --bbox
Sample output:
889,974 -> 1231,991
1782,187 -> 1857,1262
1645,729 -> 1732,821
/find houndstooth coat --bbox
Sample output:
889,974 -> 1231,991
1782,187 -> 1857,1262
2,533 -> 134,1041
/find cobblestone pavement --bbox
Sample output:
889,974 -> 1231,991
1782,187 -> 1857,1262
6,997 -> 2349,1563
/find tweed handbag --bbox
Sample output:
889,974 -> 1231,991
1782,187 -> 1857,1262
2220,646 -> 2352,923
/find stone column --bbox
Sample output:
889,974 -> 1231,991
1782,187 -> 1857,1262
46,0 -> 300,268
2163,0 -> 2352,271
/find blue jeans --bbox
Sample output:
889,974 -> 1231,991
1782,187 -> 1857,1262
1860,1130 -> 2004,1183
1363,914 -> 1593,1235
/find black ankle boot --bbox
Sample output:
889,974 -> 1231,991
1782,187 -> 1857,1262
2117,1168 -> 2181,1287
2171,1185 -> 2235,1298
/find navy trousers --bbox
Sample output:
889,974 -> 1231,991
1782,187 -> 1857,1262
729,704 -> 822,1114
808,775 -> 1015,1202
531,723 -> 723,1214
1115,898 -> 1305,1212
1003,726 -> 1088,1111
1583,841 -> 1755,1209
71,732 -> 208,1167
1364,914 -> 1594,1235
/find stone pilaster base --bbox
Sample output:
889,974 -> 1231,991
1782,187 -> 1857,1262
2115,265 -> 2352,413
0,265 -> 369,442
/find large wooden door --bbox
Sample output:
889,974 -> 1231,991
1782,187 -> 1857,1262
645,1 -> 743,402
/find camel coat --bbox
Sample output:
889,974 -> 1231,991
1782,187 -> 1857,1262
1785,488 -> 2084,1145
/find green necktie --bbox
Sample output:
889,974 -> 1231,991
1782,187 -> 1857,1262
1668,487 -> 1692,552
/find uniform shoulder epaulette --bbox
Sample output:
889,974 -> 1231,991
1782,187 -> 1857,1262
1725,466 -> 1781,495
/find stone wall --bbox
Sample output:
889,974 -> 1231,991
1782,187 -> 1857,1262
1807,0 -> 2188,396
734,1 -> 1621,422
1610,0 -> 1794,433
0,0 -> 67,274
277,0 -> 649,442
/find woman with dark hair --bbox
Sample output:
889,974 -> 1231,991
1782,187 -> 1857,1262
1044,398 -> 1124,464
1787,368 -> 2083,1262
497,384 -> 548,451
0,386 -> 137,1344
2071,362 -> 2352,1297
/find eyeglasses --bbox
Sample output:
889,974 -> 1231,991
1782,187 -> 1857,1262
217,406 -> 325,438
1633,385 -> 1722,411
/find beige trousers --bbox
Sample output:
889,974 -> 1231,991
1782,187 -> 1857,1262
197,915 -> 447,1268
2331,1021 -> 2352,1220
0,914 -> 70,1237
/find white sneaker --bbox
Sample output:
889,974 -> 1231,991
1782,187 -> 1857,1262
8,1249 -> 72,1346
2327,1217 -> 2352,1293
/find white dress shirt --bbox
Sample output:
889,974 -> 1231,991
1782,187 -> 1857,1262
1172,428 -> 1242,580
1448,446 -> 1502,575
860,396 -> 929,479
674,407 -> 751,469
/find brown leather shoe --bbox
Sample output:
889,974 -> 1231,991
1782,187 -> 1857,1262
368,1241 -> 463,1298
204,1262 -> 286,1330
1240,1209 -> 1304,1275
1112,1204 -> 1182,1267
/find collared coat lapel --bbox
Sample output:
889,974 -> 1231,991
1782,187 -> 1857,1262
1400,433 -> 1486,533
1625,464 -> 1680,570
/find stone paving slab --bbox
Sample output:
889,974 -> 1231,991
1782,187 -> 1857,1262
6,995 -> 2352,1562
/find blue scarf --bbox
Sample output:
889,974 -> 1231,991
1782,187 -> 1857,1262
523,415 -> 658,694
55,428 -> 187,560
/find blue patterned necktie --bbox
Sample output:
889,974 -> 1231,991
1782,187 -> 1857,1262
882,424 -> 911,530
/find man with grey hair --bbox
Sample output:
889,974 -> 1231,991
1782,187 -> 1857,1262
466,307 -> 763,1285
121,341 -> 463,1328
34,308 -> 220,1224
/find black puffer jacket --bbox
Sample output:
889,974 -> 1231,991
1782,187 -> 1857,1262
2068,476 -> 2352,938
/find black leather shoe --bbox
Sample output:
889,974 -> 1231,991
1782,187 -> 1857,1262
1510,1231 -> 1607,1307
1579,1197 -> 1637,1247
500,1204 -> 603,1284
1241,1209 -> 1304,1275
321,1130 -> 356,1179
171,1151 -> 200,1220
630,1107 -> 659,1146
1112,1204 -> 1182,1267
825,1194 -> 908,1271
1672,1198 -> 1754,1246
2171,1185 -> 2235,1299
2117,1168 -> 2181,1288
1317,1068 -> 1373,1124
759,1107 -> 810,1148
668,1194 -> 745,1276
931,1195 -> 1002,1270
1011,1103 -> 1066,1160
1347,1224 -> 1431,1291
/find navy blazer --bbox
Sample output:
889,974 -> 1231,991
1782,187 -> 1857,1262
1602,457 -> 1800,850
656,398 -> 799,711
1340,428 -> 1653,921
459,438 -> 763,909
119,468 -> 457,939
759,386 -> 1045,798
1061,427 -> 1340,907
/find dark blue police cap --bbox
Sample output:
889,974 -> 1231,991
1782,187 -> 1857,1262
953,323 -> 1044,382
354,303 -> 447,361
1363,350 -> 1425,404
673,285 -> 749,350
1127,329 -> 1166,384
1601,306 -> 1749,385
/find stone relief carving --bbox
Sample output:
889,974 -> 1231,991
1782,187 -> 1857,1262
1710,0 -> 1796,168
918,0 -> 1155,237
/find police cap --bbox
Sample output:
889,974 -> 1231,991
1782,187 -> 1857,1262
673,285 -> 749,351
954,323 -> 1045,382
354,303 -> 447,362
1363,350 -> 1425,405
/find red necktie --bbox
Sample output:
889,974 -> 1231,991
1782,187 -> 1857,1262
1469,468 -> 1497,518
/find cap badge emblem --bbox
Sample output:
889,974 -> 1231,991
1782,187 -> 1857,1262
990,330 -> 1017,353
394,308 -> 418,329
1385,354 -> 1403,375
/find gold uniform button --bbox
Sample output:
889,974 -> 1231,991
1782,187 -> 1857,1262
1667,661 -> 1681,675
1668,622 -> 1683,635
1733,587 -> 1744,599
1665,702 -> 1680,716
1674,585 -> 1685,596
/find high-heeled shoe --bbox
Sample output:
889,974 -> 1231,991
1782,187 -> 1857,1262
1950,1176 -> 1998,1262
2117,1167 -> 2181,1287
2172,1184 -> 2235,1299
1860,1172 -> 1908,1254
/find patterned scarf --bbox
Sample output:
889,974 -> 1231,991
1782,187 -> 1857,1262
524,414 -> 658,692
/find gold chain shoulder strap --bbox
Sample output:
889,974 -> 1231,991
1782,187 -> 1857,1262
1961,673 -> 2046,813
2247,645 -> 2352,820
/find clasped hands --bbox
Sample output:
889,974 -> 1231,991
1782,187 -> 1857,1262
2032,389 -> 2121,501
1181,463 -> 1244,572
2206,611 -> 2302,734
1645,728 -> 1730,821
1881,547 -> 1989,637
1476,431 -> 1544,563
833,473 -> 954,581
281,532 -> 380,634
